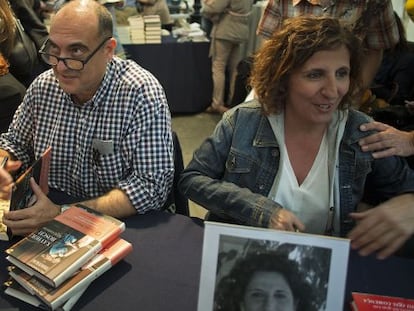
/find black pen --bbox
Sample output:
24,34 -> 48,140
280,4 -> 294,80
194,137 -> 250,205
0,156 -> 8,169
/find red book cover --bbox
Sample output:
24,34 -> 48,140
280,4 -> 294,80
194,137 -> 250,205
5,204 -> 125,288
351,292 -> 414,311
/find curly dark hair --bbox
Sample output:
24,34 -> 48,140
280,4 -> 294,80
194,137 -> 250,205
213,251 -> 317,311
250,16 -> 363,115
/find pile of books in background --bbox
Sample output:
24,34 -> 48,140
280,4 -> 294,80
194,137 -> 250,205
128,15 -> 145,44
126,15 -> 162,44
144,15 -> 162,44
117,25 -> 132,44
3,204 -> 132,310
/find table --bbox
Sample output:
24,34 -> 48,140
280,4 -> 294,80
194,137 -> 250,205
1,211 -> 413,310
124,37 -> 212,114
0,211 -> 204,311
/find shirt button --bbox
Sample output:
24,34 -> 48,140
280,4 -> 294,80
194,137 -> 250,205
259,185 -> 264,190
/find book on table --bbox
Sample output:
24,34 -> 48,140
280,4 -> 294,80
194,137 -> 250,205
350,292 -> 414,310
4,277 -> 87,311
5,204 -> 125,288
7,238 -> 132,311
0,146 -> 52,241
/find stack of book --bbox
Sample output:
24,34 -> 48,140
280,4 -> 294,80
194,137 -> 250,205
128,15 -> 145,44
117,25 -> 131,44
144,15 -> 162,44
3,204 -> 133,310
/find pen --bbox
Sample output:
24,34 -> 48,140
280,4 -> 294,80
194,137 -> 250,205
0,156 -> 8,169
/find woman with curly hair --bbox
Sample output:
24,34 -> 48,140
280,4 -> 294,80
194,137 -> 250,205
214,251 -> 317,311
179,16 -> 414,259
0,0 -> 26,133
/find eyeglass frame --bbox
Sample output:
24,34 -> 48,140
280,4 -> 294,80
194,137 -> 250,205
39,36 -> 112,71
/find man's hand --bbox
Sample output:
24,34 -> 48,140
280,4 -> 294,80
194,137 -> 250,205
3,178 -> 60,236
348,194 -> 414,259
0,158 -> 21,200
358,121 -> 414,158
269,208 -> 305,232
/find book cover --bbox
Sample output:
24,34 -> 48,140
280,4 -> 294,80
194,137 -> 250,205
4,278 -> 47,309
11,146 -> 52,211
351,292 -> 414,310
9,238 -> 132,310
5,204 -> 125,288
0,147 -> 52,241
198,222 -> 350,311
4,277 -> 88,311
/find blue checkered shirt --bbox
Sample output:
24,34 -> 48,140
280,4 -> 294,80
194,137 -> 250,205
0,57 -> 174,213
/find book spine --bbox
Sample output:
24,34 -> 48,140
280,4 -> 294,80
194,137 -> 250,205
55,285 -> 88,311
4,279 -> 48,310
45,239 -> 132,309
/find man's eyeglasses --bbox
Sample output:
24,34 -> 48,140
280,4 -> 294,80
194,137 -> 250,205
39,37 -> 112,71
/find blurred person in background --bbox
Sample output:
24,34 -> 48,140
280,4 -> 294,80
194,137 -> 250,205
9,0 -> 49,87
203,0 -> 254,114
0,0 -> 26,133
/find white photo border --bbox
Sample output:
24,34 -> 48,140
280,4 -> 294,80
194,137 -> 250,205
197,221 -> 350,311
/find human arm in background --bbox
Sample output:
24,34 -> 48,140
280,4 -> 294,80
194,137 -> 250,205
346,136 -> 414,259
348,193 -> 414,259
358,120 -> 414,158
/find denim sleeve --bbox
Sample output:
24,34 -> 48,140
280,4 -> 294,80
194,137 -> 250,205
178,112 -> 282,228
363,155 -> 414,205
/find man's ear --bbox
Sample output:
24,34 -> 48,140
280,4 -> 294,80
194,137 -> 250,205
105,37 -> 117,59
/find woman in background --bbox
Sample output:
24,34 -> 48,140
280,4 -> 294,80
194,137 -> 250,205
202,0 -> 254,114
371,12 -> 414,106
0,0 -> 26,133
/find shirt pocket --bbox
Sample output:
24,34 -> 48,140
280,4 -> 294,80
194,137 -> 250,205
224,150 -> 258,186
92,152 -> 123,191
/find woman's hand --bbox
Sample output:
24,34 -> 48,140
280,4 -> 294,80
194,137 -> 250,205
269,208 -> 305,232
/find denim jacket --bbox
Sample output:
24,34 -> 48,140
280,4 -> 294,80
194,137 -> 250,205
178,101 -> 414,236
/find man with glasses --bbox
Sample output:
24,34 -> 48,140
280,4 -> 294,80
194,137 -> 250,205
0,0 -> 174,236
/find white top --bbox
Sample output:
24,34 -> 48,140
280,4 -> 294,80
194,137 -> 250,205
268,114 -> 330,234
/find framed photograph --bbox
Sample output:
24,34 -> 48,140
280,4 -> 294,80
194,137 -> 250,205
198,221 -> 350,311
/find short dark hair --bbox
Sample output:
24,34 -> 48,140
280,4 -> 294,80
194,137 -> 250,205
95,2 -> 113,39
250,16 -> 363,114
